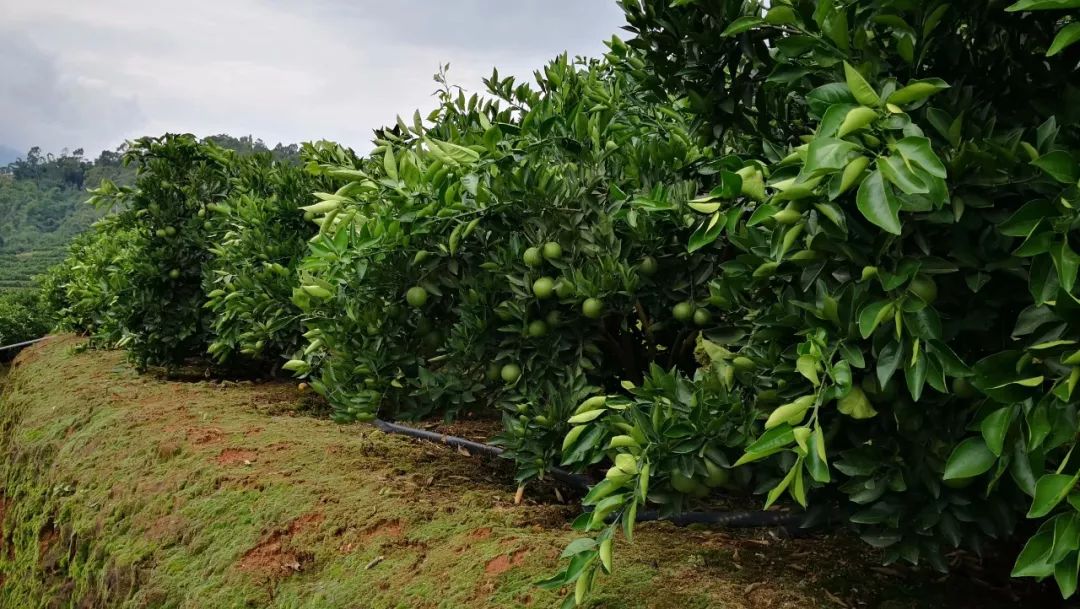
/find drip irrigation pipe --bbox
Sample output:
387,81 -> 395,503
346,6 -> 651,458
373,418 -> 805,529
374,419 -> 591,491
0,337 -> 47,353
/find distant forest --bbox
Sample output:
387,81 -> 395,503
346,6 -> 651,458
0,135 -> 300,292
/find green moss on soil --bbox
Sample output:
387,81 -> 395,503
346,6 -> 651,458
0,337 -> 1044,608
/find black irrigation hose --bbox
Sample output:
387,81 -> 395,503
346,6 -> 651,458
372,418 -> 804,530
635,509 -> 802,528
374,419 -> 591,491
0,337 -> 47,353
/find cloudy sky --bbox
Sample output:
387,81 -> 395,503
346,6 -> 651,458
0,1 -> 627,159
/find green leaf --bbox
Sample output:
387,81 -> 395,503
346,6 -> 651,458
1054,552 -> 1079,599
764,461 -> 799,509
837,386 -> 877,419
895,137 -> 948,179
1051,514 -> 1080,563
837,107 -> 878,138
876,340 -> 903,387
1051,237 -> 1080,293
1029,473 -> 1079,518
858,299 -> 894,338
561,538 -> 598,558
383,147 -> 398,181
1032,151 -> 1079,184
904,347 -> 928,401
999,200 -> 1057,237
1006,0 -> 1080,11
688,212 -> 726,253
806,83 -> 856,117
942,437 -> 996,480
856,171 -> 902,235
806,426 -> 831,483
886,78 -> 950,105
878,156 -> 929,194
1012,529 -> 1054,578
764,5 -> 798,25
843,62 -> 880,107
796,355 -> 820,386
801,137 -> 859,178
1048,22 -> 1080,56
980,407 -> 1012,457
746,426 -> 796,455
721,16 -> 765,36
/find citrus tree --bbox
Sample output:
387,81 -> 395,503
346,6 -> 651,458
286,57 -> 767,487
548,0 -> 1080,605
203,144 -> 348,368
85,135 -> 236,369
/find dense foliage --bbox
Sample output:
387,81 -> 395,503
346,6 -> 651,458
0,290 -> 50,346
42,135 -> 327,371
35,0 -> 1080,605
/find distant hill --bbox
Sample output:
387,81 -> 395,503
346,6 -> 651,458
0,135 -> 301,292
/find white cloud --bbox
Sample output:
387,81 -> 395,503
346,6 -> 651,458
0,0 -> 625,157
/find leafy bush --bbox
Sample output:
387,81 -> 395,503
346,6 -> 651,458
203,144 -> 344,367
43,223 -> 140,346
0,289 -> 50,345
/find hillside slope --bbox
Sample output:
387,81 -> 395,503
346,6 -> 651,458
0,337 -> 1040,608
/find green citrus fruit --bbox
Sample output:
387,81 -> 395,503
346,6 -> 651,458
528,320 -> 549,337
704,460 -> 730,488
542,242 -> 563,260
485,363 -> 501,382
532,276 -> 555,299
500,363 -> 522,383
165,226 -> 177,236
693,308 -> 712,326
545,310 -> 561,327
908,274 -> 938,304
523,247 -> 543,267
732,356 -> 756,372
155,229 -> 167,238
670,472 -> 698,494
169,269 -> 180,279
708,291 -> 730,308
673,301 -> 694,322
638,256 -> 658,276
582,298 -> 604,319
406,286 -> 429,307
495,302 -> 514,321
303,211 -> 315,221
555,280 -> 575,299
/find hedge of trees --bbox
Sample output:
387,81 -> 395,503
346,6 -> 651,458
35,0 -> 1080,605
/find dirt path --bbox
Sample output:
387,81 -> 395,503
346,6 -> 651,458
0,336 -> 1048,608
